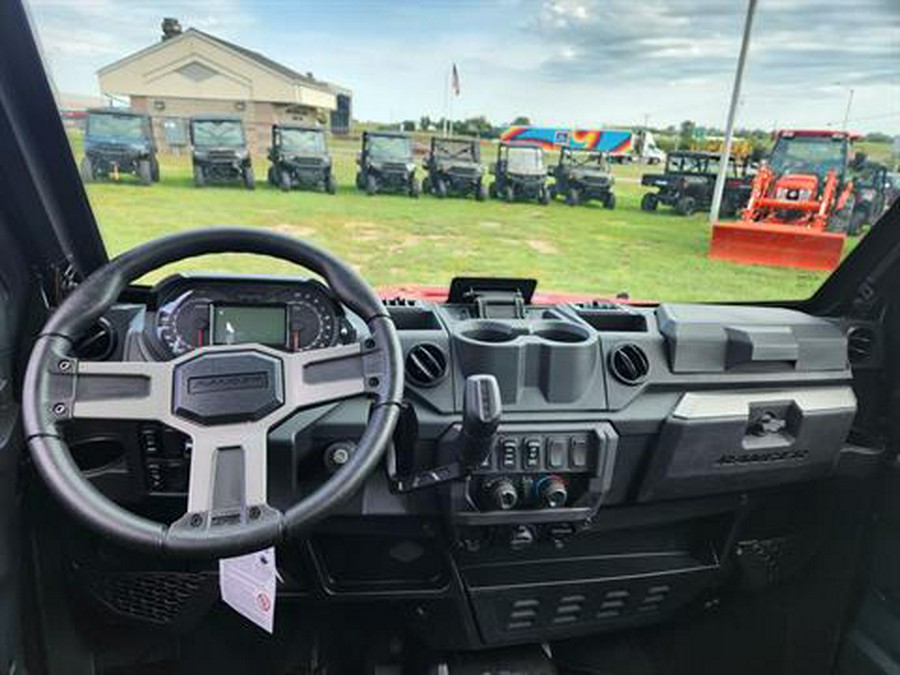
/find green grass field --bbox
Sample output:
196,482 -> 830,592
76,134 -> 864,302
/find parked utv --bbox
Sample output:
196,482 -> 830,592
190,115 -> 254,189
550,147 -> 616,208
267,124 -> 335,193
355,131 -> 419,197
489,142 -> 550,205
80,108 -> 158,185
849,158 -> 889,235
640,150 -> 751,216
422,137 -> 487,200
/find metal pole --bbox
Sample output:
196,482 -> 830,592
442,66 -> 449,137
842,88 -> 854,130
709,0 -> 757,225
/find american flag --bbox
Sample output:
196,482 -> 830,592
451,63 -> 460,96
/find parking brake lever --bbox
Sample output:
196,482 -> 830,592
392,375 -> 502,493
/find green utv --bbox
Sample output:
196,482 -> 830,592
422,136 -> 487,200
80,109 -> 159,185
356,131 -> 420,197
267,124 -> 336,193
190,115 -> 255,189
549,147 -> 616,208
489,142 -> 550,205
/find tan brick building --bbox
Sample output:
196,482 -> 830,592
97,22 -> 351,154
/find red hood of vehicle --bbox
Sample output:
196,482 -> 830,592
377,285 -> 656,306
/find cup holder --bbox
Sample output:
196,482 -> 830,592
532,322 -> 592,344
460,322 -> 519,344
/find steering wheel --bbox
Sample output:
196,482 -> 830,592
22,228 -> 402,558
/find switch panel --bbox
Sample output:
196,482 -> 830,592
475,432 -> 594,476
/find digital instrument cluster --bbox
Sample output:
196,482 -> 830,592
148,276 -> 353,358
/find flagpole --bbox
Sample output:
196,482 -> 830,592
442,67 -> 448,136
448,64 -> 454,137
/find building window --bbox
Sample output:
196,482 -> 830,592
153,100 -> 166,111
235,101 -> 246,112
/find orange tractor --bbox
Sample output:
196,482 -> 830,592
709,130 -> 859,271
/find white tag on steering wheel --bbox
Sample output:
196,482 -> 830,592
219,547 -> 277,633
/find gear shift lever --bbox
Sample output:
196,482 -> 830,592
391,374 -> 503,494
457,374 -> 502,467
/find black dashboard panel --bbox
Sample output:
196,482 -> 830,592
67,274 -> 866,649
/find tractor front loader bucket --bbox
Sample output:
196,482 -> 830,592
709,220 -> 846,271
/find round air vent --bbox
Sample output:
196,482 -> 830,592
74,318 -> 116,360
847,326 -> 876,364
405,343 -> 448,387
608,343 -> 650,385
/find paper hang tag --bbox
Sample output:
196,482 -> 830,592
219,546 -> 277,634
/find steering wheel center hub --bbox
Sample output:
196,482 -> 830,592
173,350 -> 284,425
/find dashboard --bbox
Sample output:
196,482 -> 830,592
64,274 -> 879,651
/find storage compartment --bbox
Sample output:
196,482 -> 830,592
576,307 -> 648,333
388,306 -> 443,331
310,534 -> 451,594
656,303 -> 848,373
638,386 -> 857,501
459,519 -> 725,644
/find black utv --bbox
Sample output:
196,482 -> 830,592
80,108 -> 159,185
640,150 -> 751,216
422,136 -> 487,200
489,142 -> 550,205
267,124 -> 335,193
355,131 -> 419,197
849,160 -> 889,235
189,115 -> 255,189
550,147 -> 616,208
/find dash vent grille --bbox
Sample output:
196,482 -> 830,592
608,343 -> 650,385
405,343 -> 448,387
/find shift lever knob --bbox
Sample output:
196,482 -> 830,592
457,374 -> 502,466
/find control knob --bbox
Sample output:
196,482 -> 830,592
486,478 -> 519,511
535,475 -> 568,509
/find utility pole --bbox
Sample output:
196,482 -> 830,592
709,0 -> 757,226
842,88 -> 855,130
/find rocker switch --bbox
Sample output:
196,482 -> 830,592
547,437 -> 567,469
523,438 -> 542,469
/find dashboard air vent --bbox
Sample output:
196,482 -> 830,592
74,318 -> 116,361
608,343 -> 649,385
406,343 -> 448,387
847,326 -> 876,364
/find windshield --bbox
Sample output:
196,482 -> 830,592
192,120 -> 245,147
367,136 -> 411,161
506,147 -> 543,172
29,1 -> 897,302
769,135 -> 847,177
280,128 -> 325,154
87,113 -> 145,141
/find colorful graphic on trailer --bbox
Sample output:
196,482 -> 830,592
500,127 -> 633,155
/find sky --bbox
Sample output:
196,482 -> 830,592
25,0 -> 900,134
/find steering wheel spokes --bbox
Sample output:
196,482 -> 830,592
23,229 -> 402,557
